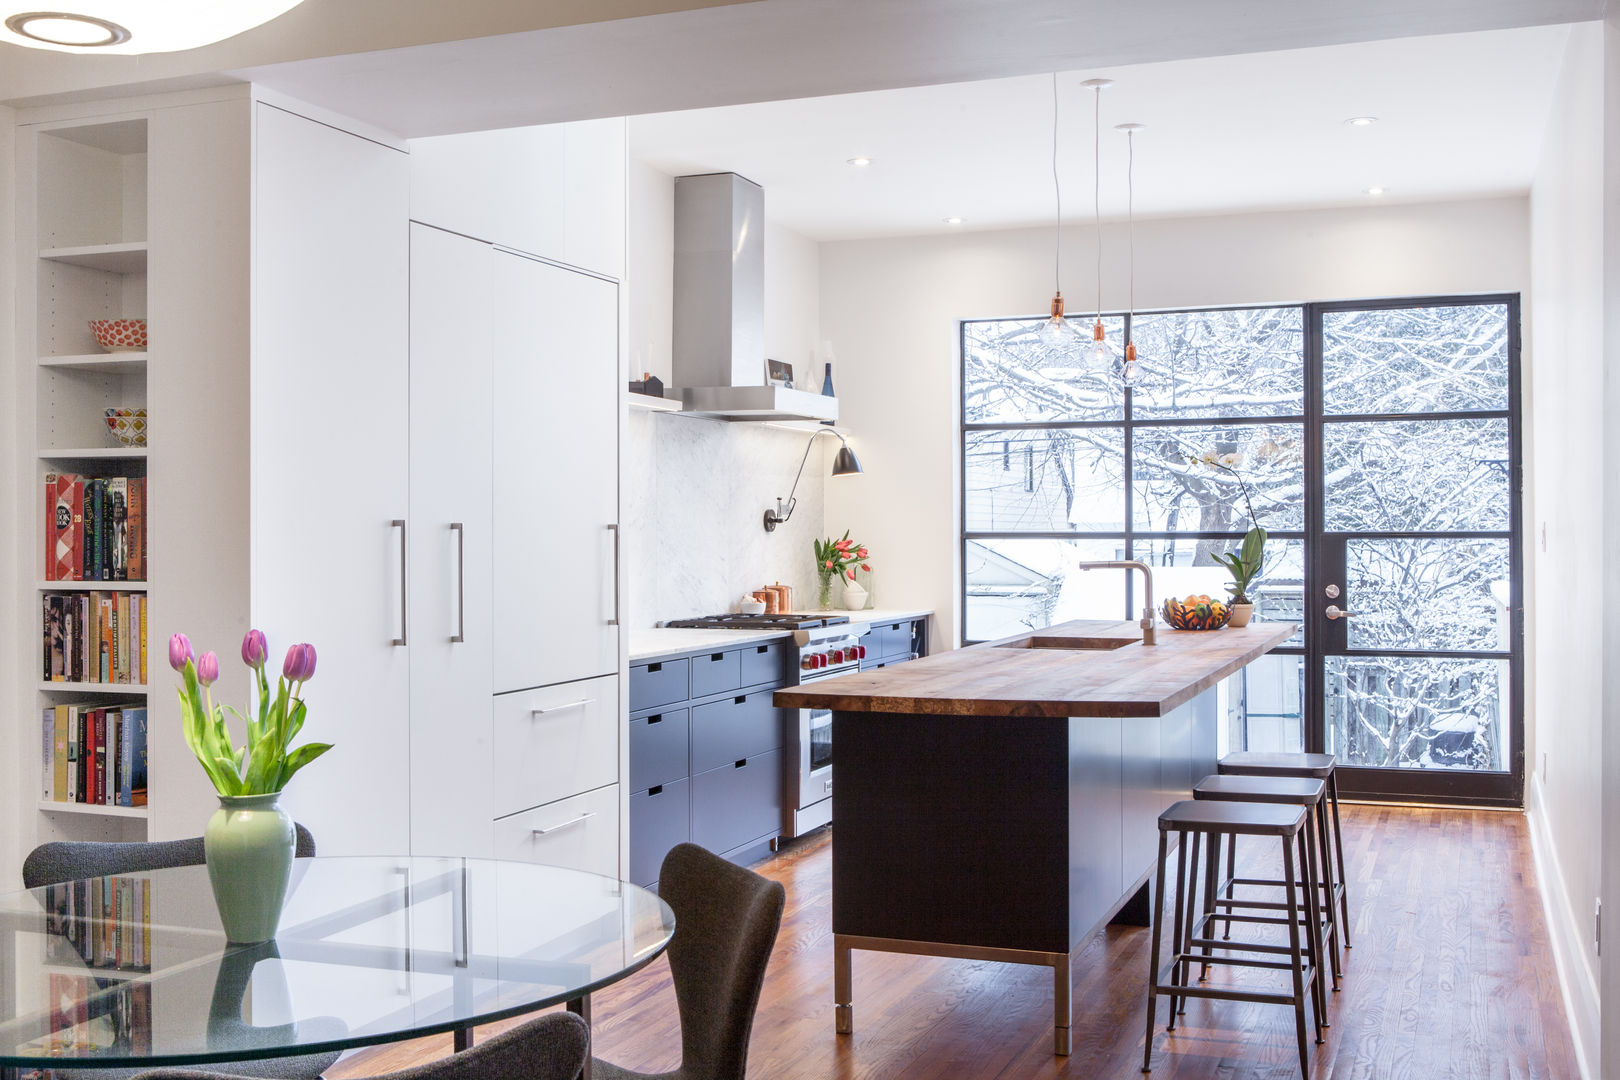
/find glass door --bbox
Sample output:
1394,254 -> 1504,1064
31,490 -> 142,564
1306,297 -> 1523,804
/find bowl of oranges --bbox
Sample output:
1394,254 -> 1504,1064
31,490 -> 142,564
1161,594 -> 1232,631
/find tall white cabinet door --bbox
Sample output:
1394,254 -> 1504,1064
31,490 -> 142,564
491,253 -> 620,692
252,103 -> 411,855
407,224 -> 495,857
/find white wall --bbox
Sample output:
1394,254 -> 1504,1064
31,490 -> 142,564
1526,23 -> 1605,1076
821,196 -> 1532,650
1603,9 -> 1620,1078
0,105 -> 18,881
623,163 -> 831,625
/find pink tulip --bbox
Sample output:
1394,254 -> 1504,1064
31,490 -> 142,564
197,651 -> 219,687
824,559 -> 834,569
282,643 -> 317,683
241,629 -> 267,669
846,569 -> 856,581
168,633 -> 193,672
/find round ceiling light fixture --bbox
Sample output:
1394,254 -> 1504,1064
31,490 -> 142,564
1345,116 -> 1379,127
944,216 -> 965,225
1364,186 -> 1386,196
1,1 -> 308,53
846,156 -> 872,167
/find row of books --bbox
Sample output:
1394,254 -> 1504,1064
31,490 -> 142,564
42,704 -> 148,807
29,975 -> 152,1057
43,876 -> 153,972
44,473 -> 147,582
42,592 -> 148,685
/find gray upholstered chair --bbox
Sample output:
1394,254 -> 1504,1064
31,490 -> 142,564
23,826 -> 318,890
26,827 -> 335,1080
132,1011 -> 590,1080
593,842 -> 785,1080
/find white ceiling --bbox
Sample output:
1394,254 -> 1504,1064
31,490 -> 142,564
628,25 -> 1573,241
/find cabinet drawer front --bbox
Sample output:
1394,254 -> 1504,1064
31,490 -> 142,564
630,658 -> 689,712
691,750 -> 783,857
877,621 -> 912,659
493,676 -> 618,819
690,689 -> 784,775
739,641 -> 796,688
689,650 -> 741,699
628,778 -> 690,888
629,708 -> 689,793
493,785 -> 620,878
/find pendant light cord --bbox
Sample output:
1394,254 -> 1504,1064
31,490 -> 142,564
1093,83 -> 1103,322
1127,128 -> 1135,316
1052,73 -> 1061,296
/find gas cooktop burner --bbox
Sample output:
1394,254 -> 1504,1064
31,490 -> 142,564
663,613 -> 851,630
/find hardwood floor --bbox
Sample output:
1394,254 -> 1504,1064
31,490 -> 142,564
331,805 -> 1577,1079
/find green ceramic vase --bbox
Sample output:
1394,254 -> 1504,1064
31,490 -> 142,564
204,793 -> 295,944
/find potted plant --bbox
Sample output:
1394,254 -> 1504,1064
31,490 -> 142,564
814,532 -> 872,611
1197,452 -> 1267,628
169,630 -> 332,943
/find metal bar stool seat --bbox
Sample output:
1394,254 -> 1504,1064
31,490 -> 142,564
1144,800 -> 1326,1078
1218,751 -> 1351,948
1193,774 -> 1341,992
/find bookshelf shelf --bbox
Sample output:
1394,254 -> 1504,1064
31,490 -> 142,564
37,682 -> 148,694
39,962 -> 146,981
38,448 -> 148,461
38,581 -> 148,592
39,353 -> 148,377
38,801 -> 148,819
39,242 -> 148,274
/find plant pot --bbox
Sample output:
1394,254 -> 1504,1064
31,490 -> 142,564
841,581 -> 868,610
1228,603 -> 1255,628
205,793 -> 296,944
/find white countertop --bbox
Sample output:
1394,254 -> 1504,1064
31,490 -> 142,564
628,608 -> 933,663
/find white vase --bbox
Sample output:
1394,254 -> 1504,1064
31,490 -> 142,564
840,581 -> 868,610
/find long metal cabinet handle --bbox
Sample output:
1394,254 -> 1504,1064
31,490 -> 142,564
607,523 -> 621,627
391,520 -> 408,646
450,522 -> 465,643
531,699 -> 595,717
531,811 -> 596,837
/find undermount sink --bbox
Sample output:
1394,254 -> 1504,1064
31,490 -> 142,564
996,636 -> 1134,651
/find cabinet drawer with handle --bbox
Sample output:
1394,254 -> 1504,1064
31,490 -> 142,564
690,689 -> 784,775
629,658 -> 689,712
492,675 -> 618,819
689,649 -> 741,699
493,784 -> 620,879
691,749 -> 783,857
628,778 -> 690,888
629,707 -> 689,793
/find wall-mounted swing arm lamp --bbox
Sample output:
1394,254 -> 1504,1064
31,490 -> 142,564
763,428 -> 864,532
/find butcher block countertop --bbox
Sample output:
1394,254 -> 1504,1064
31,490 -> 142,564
773,619 -> 1295,718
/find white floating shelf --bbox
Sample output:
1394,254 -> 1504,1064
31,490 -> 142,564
627,392 -> 683,413
39,242 -> 148,274
39,800 -> 148,819
38,580 -> 148,592
40,962 -> 145,981
40,353 -> 148,377
37,682 -> 148,694
38,447 -> 148,460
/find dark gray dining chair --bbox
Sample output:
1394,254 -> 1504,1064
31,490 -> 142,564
593,842 -> 785,1080
23,826 -> 317,890
26,827 -> 334,1080
133,1011 -> 590,1080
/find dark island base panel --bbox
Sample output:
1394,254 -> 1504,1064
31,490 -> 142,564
831,689 -> 1218,958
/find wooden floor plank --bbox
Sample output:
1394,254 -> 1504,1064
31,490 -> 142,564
329,805 -> 1578,1080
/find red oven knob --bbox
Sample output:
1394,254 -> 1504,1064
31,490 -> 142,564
857,645 -> 867,659
830,648 -> 844,663
812,653 -> 826,669
801,656 -> 816,670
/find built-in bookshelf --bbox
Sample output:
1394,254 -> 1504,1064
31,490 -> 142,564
27,117 -> 153,836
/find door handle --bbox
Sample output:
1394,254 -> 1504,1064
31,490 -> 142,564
391,520 -> 408,646
450,522 -> 465,644
607,523 -> 621,627
1325,605 -> 1357,620
531,699 -> 594,718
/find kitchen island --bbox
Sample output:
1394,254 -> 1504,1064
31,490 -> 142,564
773,619 -> 1295,1055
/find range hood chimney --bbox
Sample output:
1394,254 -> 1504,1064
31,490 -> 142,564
673,172 -> 837,422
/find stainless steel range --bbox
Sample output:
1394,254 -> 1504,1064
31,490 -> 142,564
661,612 -> 868,840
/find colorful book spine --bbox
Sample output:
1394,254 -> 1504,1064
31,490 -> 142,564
127,477 -> 145,581
108,478 -> 128,582
126,708 -> 148,807
47,473 -> 83,581
93,709 -> 107,806
88,479 -> 104,582
53,705 -> 69,802
137,595 -> 148,685
42,708 -> 54,800
106,710 -> 119,807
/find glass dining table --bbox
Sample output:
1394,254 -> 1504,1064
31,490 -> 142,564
0,857 -> 675,1078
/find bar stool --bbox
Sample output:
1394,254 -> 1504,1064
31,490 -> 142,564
1144,800 -> 1326,1078
1193,774 -> 1341,994
1219,751 -> 1351,948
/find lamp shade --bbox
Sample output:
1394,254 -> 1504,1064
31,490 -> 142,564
832,445 -> 864,476
2,0 -> 307,53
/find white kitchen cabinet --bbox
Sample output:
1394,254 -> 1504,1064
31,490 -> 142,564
406,223 -> 495,858
251,101 -> 412,856
490,252 -> 620,693
408,119 -> 626,281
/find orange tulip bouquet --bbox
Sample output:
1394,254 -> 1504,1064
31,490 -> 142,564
814,531 -> 870,611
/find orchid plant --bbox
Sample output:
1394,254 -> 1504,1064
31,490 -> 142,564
169,630 -> 333,797
1192,451 -> 1268,606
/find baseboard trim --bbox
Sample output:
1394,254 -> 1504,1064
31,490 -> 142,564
1526,775 -> 1599,1078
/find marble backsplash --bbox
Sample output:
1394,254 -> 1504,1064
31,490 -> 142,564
625,410 -> 834,627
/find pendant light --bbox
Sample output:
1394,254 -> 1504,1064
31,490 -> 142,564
1080,78 -> 1115,367
1116,121 -> 1146,385
1037,73 -> 1077,350
1,0 -> 308,53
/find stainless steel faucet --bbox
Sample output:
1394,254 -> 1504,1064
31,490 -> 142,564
1077,560 -> 1157,646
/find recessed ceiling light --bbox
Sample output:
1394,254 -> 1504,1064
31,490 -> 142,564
0,1 -> 309,52
846,157 -> 872,167
1364,186 -> 1386,196
5,12 -> 127,46
944,216 -> 964,225
1345,116 -> 1379,127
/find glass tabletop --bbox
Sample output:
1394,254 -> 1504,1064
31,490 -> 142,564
0,857 -> 674,1068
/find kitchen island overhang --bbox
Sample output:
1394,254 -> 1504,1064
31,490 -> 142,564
772,620 -> 1296,1057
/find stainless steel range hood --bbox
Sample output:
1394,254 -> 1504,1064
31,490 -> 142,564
673,172 -> 837,422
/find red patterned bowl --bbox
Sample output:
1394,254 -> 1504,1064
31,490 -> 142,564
89,318 -> 147,352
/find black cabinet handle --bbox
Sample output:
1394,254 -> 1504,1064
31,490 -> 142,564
647,714 -> 662,724
734,759 -> 748,769
710,652 -> 724,661
648,784 -> 663,796
648,662 -> 662,672
734,695 -> 746,705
